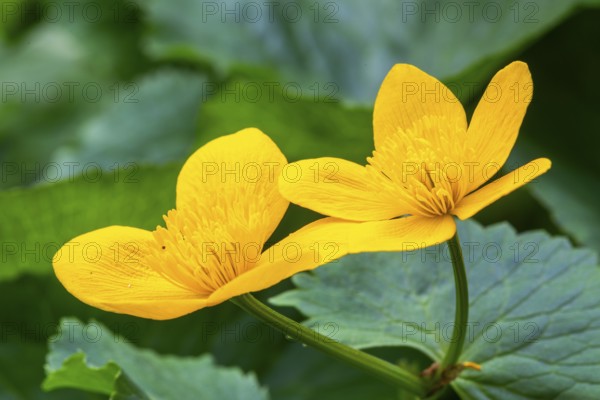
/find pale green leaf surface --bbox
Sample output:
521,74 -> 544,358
0,3 -> 146,189
52,70 -> 206,170
143,0 -> 594,103
0,23 -> 105,189
271,220 -> 600,399
44,318 -> 268,400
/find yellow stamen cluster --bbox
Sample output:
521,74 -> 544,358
146,187 -> 271,295
368,116 -> 472,218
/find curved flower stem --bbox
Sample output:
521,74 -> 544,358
232,293 -> 426,397
435,232 -> 469,379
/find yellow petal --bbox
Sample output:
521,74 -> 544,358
465,61 -> 533,192
348,214 -> 456,253
52,226 -> 205,320
208,215 -> 456,301
452,158 -> 551,220
208,217 -> 353,302
373,64 -> 467,150
278,158 -> 404,221
177,128 -> 289,246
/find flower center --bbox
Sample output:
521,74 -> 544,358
146,197 -> 265,296
367,116 -> 472,218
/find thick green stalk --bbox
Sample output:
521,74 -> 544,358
232,293 -> 426,397
437,232 -> 470,375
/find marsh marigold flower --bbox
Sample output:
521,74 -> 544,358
53,129 -> 350,320
278,62 -> 551,251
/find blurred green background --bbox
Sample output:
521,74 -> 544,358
1,0 -> 599,398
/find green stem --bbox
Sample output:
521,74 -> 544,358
232,293 -> 426,397
437,232 -> 470,375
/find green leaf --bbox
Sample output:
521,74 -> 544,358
271,220 -> 600,399
0,164 -> 178,281
52,70 -> 206,170
43,353 -> 121,395
523,158 -> 600,256
196,78 -> 372,163
143,0 -> 595,103
0,0 -> 147,189
0,23 -> 98,189
0,275 -> 284,398
508,10 -> 600,255
111,372 -> 149,400
264,344 -> 413,400
43,318 -> 269,400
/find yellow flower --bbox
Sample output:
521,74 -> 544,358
278,62 -> 551,251
53,128 -> 350,320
